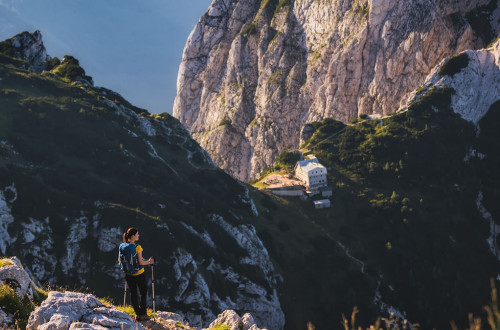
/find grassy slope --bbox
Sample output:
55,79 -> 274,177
0,50 -> 270,320
251,87 -> 500,329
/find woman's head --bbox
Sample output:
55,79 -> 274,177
123,227 -> 139,243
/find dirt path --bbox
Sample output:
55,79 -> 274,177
262,173 -> 304,189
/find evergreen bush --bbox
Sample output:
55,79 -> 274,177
438,53 -> 469,77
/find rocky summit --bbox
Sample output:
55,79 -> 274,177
0,30 -> 50,73
174,0 -> 500,181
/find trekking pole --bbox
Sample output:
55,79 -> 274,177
151,264 -> 156,321
123,279 -> 127,312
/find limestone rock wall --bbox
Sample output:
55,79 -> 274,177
174,0 -> 500,181
405,38 -> 500,124
0,30 -> 50,72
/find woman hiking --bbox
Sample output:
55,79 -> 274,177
119,227 -> 155,321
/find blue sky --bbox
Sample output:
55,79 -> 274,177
0,0 -> 212,114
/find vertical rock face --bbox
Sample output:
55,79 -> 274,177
405,38 -> 500,124
173,0 -> 500,181
0,30 -> 50,72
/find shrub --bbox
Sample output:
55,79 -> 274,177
45,57 -> 61,71
51,55 -> 93,84
1,89 -> 21,99
303,118 -> 346,148
275,0 -> 291,15
242,21 -> 258,37
276,150 -> 301,170
218,116 -> 232,127
0,284 -> 35,329
278,219 -> 290,231
438,53 -> 469,77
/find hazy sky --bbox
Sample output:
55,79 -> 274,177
0,0 -> 212,114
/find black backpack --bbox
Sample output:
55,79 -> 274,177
118,242 -> 141,275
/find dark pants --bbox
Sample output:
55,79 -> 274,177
125,272 -> 147,315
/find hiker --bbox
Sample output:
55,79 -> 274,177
119,227 -> 155,321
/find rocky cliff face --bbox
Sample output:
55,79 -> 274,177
0,30 -> 50,72
404,37 -> 500,125
174,0 -> 500,181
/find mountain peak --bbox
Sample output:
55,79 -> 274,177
0,30 -> 50,72
173,0 -> 500,181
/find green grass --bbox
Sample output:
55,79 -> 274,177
252,85 -> 500,329
99,297 -> 157,318
302,118 -> 346,149
415,84 -> 428,95
0,284 -> 37,329
275,150 -> 301,172
50,55 -> 93,84
274,0 -> 291,15
33,287 -> 48,305
354,3 -> 370,18
0,43 -> 272,327
218,116 -> 232,127
0,258 -> 14,268
210,326 -> 231,330
242,0 -> 290,38
488,34 -> 500,48
242,20 -> 258,37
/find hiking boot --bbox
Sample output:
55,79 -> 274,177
137,314 -> 151,321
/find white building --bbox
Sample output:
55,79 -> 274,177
294,156 -> 327,190
319,186 -> 333,197
314,199 -> 331,209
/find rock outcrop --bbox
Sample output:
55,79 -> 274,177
0,310 -> 12,330
204,309 -> 265,330
403,38 -> 500,124
0,30 -> 49,72
173,0 -> 500,181
0,257 -> 38,301
27,291 -> 145,330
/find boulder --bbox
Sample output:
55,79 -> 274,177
205,309 -> 265,330
27,291 -> 145,330
0,310 -> 13,330
0,256 -> 37,300
156,311 -> 184,323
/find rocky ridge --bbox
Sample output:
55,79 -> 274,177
0,257 -> 267,330
0,31 -> 283,329
174,0 -> 500,181
0,30 -> 50,72
28,291 -> 147,330
403,37 -> 500,125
